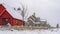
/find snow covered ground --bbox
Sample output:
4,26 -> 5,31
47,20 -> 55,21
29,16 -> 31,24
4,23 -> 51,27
0,29 -> 60,34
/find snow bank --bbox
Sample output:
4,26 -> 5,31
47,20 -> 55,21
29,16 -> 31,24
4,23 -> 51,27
0,29 -> 59,34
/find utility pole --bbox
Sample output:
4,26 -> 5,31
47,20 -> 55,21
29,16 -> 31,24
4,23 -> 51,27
56,24 -> 59,31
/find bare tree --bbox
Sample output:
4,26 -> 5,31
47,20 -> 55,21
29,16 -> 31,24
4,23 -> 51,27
13,3 -> 28,26
20,3 -> 28,25
21,4 -> 27,20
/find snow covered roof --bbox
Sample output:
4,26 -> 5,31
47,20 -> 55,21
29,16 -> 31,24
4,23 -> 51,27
2,4 -> 23,20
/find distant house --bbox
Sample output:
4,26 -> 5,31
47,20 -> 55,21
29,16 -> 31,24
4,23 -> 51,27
27,13 -> 50,27
0,4 -> 23,26
27,13 -> 41,26
40,19 -> 47,25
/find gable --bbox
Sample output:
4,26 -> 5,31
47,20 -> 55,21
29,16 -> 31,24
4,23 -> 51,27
1,10 -> 12,18
3,4 -> 23,20
0,4 -> 5,16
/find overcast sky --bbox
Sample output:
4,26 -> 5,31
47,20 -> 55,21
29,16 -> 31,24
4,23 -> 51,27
0,0 -> 60,27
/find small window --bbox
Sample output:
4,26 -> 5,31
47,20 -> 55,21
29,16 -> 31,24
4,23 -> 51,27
14,8 -> 21,11
2,18 -> 9,23
17,8 -> 21,10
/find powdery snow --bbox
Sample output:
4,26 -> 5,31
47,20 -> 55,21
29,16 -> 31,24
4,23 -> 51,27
0,29 -> 60,34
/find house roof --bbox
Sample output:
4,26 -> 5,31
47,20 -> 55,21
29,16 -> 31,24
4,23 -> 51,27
0,4 -> 23,20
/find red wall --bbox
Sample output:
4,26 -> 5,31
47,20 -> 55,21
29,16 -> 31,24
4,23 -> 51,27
12,18 -> 23,26
0,10 -> 13,25
0,4 -> 23,26
0,10 -> 23,26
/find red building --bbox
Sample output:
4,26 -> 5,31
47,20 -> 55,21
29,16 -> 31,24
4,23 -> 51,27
0,4 -> 23,26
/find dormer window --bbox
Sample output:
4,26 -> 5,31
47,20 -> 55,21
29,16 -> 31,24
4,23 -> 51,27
17,8 -> 21,10
14,8 -> 21,11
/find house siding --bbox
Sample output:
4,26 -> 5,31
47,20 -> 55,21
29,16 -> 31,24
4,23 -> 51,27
0,4 -> 23,26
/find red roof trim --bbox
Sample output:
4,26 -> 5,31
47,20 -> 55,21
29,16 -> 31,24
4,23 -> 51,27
0,4 -> 6,16
0,9 -> 6,16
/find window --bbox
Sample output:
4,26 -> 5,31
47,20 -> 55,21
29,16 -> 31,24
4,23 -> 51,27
14,8 -> 21,11
17,8 -> 21,10
2,18 -> 9,23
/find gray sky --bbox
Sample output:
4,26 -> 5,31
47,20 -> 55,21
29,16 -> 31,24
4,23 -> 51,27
0,0 -> 60,27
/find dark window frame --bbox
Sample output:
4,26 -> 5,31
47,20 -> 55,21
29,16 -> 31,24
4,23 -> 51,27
2,18 -> 9,23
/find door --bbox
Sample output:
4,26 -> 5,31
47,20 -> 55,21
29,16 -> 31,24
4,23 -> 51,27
13,19 -> 17,26
2,18 -> 9,25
